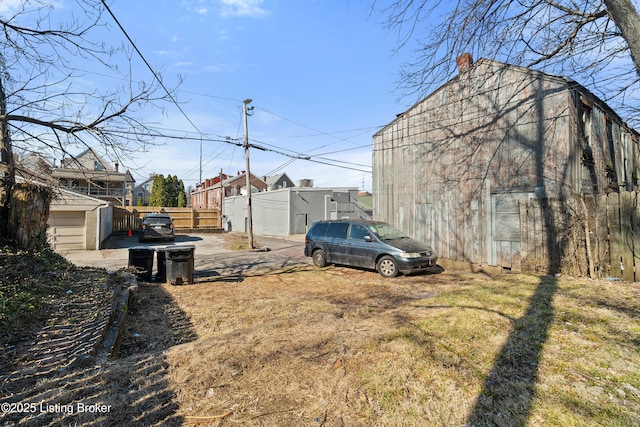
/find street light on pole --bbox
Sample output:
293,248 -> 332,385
243,98 -> 254,249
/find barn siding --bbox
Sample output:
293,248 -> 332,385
373,58 -> 638,269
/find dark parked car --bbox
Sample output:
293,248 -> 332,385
304,219 -> 438,278
139,213 -> 175,242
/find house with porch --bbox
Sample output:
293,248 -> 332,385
52,149 -> 135,206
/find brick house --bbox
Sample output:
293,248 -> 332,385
190,171 -> 267,210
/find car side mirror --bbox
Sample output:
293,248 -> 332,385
364,235 -> 373,242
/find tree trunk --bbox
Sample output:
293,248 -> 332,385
0,78 -> 14,238
8,183 -> 52,250
578,195 -> 596,279
605,0 -> 640,79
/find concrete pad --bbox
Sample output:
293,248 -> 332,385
60,232 -> 311,282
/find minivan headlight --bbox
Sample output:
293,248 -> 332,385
399,252 -> 421,258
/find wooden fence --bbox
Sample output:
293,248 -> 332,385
520,191 -> 640,281
113,207 -> 221,232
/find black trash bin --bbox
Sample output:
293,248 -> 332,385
156,247 -> 167,283
165,245 -> 195,285
128,246 -> 155,282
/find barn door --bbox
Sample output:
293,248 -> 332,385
492,193 -> 528,271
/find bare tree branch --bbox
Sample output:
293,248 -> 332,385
0,0 -> 176,237
376,0 -> 640,127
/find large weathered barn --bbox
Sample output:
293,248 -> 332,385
373,56 -> 639,273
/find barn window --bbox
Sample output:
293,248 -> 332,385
580,104 -> 597,193
605,120 -> 618,189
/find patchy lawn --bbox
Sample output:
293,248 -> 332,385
128,267 -> 640,426
1,240 -> 639,426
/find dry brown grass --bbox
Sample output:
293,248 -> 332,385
2,247 -> 639,426
222,232 -> 262,251
154,268 -> 639,426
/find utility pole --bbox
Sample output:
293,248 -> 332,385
199,137 -> 203,185
219,168 -> 224,228
243,98 -> 254,249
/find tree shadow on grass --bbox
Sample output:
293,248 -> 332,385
0,276 -> 197,426
194,253 -> 313,283
466,275 -> 558,426
0,352 -> 182,426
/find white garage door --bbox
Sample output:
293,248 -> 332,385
48,211 -> 86,251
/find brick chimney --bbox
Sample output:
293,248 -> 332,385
456,53 -> 473,73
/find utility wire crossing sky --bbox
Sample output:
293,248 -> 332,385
92,0 -> 413,192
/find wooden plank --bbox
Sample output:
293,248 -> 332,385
620,191 -> 634,281
634,192 -> 640,281
486,182 -> 495,266
584,195 -> 598,277
449,192 -> 458,260
461,207 -> 467,261
535,199 -> 543,265
545,199 -> 556,273
471,201 -> 479,263
434,196 -> 443,260
608,192 -> 622,278
525,199 -> 536,266
500,241 -> 512,269
519,200 -> 529,265
523,200 -> 533,268
596,193 -> 610,277
528,200 -> 537,264
430,204 -> 436,254
119,206 -> 219,230
512,241 -> 522,272
443,195 -> 450,260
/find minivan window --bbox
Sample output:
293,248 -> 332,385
349,224 -> 370,240
309,222 -> 328,238
326,222 -> 349,239
367,223 -> 407,240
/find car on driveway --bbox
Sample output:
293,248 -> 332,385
139,213 -> 175,242
304,219 -> 438,277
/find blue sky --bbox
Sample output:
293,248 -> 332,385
6,1 -> 640,193
96,0 -> 414,192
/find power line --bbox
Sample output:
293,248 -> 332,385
87,4 -> 375,178
255,106 -> 375,153
82,126 -> 372,173
100,0 -> 205,138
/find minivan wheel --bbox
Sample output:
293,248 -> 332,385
377,255 -> 399,278
312,249 -> 327,267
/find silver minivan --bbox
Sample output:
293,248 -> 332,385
304,220 -> 438,277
